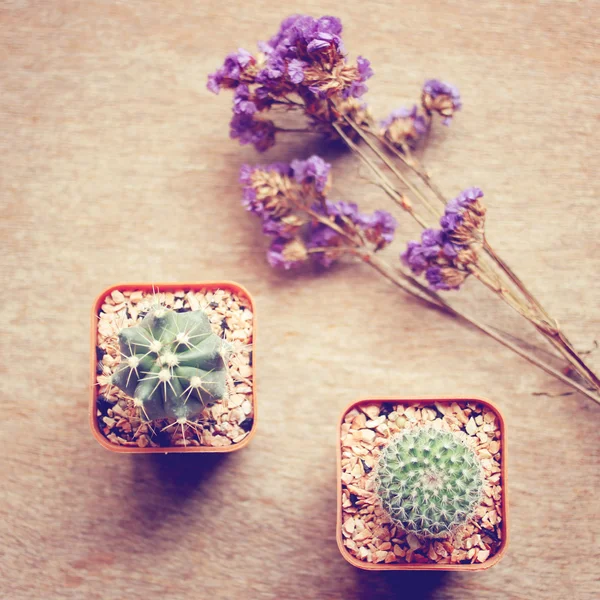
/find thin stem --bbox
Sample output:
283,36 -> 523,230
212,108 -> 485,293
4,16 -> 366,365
343,114 -> 439,222
362,126 -> 443,219
370,131 -> 448,205
275,127 -> 314,133
483,238 -> 552,320
364,254 -> 600,406
332,122 -> 430,229
349,117 -> 600,395
537,326 -> 600,391
471,255 -> 600,391
468,261 -> 535,322
305,207 -> 360,246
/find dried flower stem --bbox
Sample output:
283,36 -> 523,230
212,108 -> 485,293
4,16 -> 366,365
275,127 -> 314,133
331,122 -> 431,228
363,253 -> 600,406
337,117 -> 545,322
342,114 -> 441,221
336,114 -> 600,400
380,129 -> 600,393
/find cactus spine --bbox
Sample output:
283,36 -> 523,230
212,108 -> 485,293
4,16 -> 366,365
111,305 -> 229,423
376,427 -> 484,538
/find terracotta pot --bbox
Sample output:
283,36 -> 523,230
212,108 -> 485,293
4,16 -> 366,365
90,281 -> 257,453
336,396 -> 508,571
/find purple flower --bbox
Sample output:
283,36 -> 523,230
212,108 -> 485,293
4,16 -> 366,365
358,210 -> 397,246
422,79 -> 462,125
440,187 -> 484,232
239,164 -> 263,215
230,113 -> 276,152
316,15 -> 343,36
288,59 -> 308,84
425,266 -> 452,291
307,38 -> 331,52
342,56 -> 373,99
263,15 -> 304,57
421,227 -> 444,248
239,163 -> 255,186
439,211 -> 461,231
241,184 -> 261,215
239,163 -> 284,216
291,155 -> 331,193
207,49 -> 254,94
357,56 -> 373,80
442,242 -> 459,259
454,187 -> 483,209
261,14 -> 344,62
381,107 -> 412,130
402,228 -> 446,274
325,200 -> 359,219
232,85 -> 257,115
267,237 -> 307,269
304,16 -> 344,54
306,224 -> 340,268
257,55 -> 286,84
401,240 -> 429,274
381,105 -> 430,149
261,216 -> 300,239
401,188 -> 484,291
423,79 -> 461,107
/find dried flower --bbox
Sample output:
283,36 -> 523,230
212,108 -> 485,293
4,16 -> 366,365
422,79 -> 462,125
381,105 -> 430,150
267,237 -> 309,269
232,84 -> 257,115
440,187 -> 486,244
209,14 -> 600,405
207,49 -> 255,93
307,223 -> 345,267
230,113 -> 276,152
207,15 -> 373,150
342,56 -> 373,99
402,188 -> 485,290
291,155 -> 331,193
239,162 -> 294,217
357,210 -> 397,249
240,156 -> 395,269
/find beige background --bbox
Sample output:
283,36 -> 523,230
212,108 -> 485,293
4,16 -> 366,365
1,1 -> 599,599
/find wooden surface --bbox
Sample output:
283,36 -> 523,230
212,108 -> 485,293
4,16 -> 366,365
1,2 -> 599,599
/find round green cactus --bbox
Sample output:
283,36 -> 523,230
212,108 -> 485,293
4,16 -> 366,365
110,305 -> 229,422
376,427 -> 484,538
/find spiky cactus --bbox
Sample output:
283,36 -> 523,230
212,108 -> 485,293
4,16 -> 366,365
111,305 -> 229,422
376,428 -> 484,538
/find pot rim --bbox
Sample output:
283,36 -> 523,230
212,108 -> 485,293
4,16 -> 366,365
90,281 -> 257,454
336,395 -> 508,571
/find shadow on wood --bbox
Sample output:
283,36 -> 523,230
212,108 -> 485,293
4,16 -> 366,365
145,452 -> 229,497
123,453 -> 229,538
353,570 -> 449,600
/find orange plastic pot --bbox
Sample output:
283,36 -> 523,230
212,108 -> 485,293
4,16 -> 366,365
90,282 -> 257,454
336,396 -> 508,571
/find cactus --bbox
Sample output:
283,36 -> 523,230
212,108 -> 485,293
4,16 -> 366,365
376,427 -> 484,538
110,305 -> 229,423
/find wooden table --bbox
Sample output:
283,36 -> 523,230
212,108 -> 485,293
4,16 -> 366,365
1,2 -> 598,598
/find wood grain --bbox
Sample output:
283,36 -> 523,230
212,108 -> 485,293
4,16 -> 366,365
1,1 -> 599,599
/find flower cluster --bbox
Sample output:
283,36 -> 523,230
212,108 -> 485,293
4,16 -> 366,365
380,79 -> 461,150
208,15 -> 373,151
240,155 -> 396,269
422,79 -> 462,125
402,187 -> 486,290
381,105 -> 430,150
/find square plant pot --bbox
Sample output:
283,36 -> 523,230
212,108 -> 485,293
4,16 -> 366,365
337,396 -> 508,571
90,282 -> 256,453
